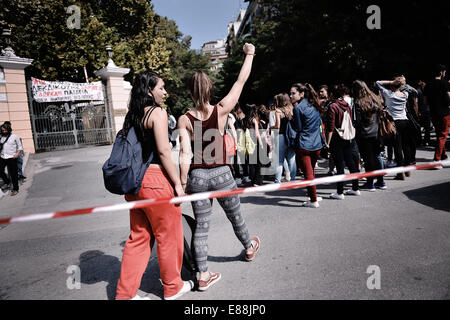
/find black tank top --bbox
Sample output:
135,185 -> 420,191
141,106 -> 161,164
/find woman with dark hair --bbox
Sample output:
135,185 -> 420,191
178,43 -> 260,292
352,80 -> 386,191
242,103 -> 265,186
376,76 -> 412,180
115,70 -> 192,300
0,121 -> 23,196
290,83 -> 324,208
272,93 -> 297,183
325,84 -> 361,200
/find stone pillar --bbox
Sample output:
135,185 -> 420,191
0,29 -> 34,153
95,47 -> 131,135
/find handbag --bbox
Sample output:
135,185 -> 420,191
224,116 -> 236,157
378,108 -> 396,138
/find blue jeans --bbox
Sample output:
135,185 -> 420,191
275,135 -> 296,183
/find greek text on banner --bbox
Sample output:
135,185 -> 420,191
31,77 -> 104,103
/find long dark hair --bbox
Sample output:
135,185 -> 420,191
291,83 -> 323,113
242,103 -> 258,130
122,70 -> 161,140
352,80 -> 383,114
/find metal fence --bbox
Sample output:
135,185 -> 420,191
27,81 -> 114,151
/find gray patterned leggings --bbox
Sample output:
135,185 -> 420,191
187,165 -> 252,273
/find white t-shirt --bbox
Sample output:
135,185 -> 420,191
0,133 -> 23,159
269,110 -> 276,127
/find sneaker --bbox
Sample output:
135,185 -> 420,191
245,236 -> 261,262
129,295 -> 151,300
345,189 -> 361,196
302,201 -> 319,208
198,272 -> 222,291
362,183 -> 376,192
242,176 -> 251,184
10,190 -> 18,196
330,193 -> 345,200
386,160 -> 397,168
164,280 -> 194,300
375,182 -> 387,190
1,183 -> 9,191
316,196 -> 323,202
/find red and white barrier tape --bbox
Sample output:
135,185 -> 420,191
0,159 -> 449,225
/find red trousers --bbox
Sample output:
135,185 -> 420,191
115,167 -> 184,299
295,149 -> 321,202
431,115 -> 450,161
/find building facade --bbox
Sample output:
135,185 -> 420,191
200,39 -> 228,71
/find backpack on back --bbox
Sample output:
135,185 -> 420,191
102,126 -> 153,195
335,109 -> 356,140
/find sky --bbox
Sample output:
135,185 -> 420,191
151,0 -> 248,50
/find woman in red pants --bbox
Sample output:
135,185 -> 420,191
115,71 -> 192,300
290,83 -> 325,208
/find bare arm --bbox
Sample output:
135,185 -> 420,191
271,110 -> 281,130
253,119 -> 263,146
218,43 -> 255,116
148,108 -> 184,196
177,115 -> 192,189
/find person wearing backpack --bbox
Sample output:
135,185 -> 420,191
325,85 -> 361,200
177,43 -> 260,292
272,93 -> 297,183
115,71 -> 193,301
290,83 -> 325,208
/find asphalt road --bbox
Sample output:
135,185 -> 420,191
0,144 -> 449,300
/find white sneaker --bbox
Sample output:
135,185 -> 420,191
302,201 -> 319,208
164,280 -> 194,300
316,196 -> 323,202
130,295 -> 151,300
330,193 -> 345,200
345,189 -> 361,196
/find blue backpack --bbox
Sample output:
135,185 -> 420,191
102,126 -> 153,195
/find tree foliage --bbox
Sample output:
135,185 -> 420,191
0,0 -> 212,117
219,0 -> 450,106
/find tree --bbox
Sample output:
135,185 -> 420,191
0,0 -> 212,117
220,0 -> 450,106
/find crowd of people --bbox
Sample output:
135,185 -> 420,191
112,39 -> 448,300
225,65 -> 449,208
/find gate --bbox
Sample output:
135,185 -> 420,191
27,80 -> 114,152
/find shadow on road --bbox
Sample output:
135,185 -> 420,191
404,181 -> 450,212
78,249 -> 164,300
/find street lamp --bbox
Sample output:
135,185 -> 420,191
105,45 -> 117,68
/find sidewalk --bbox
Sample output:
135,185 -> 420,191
0,145 -> 119,220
